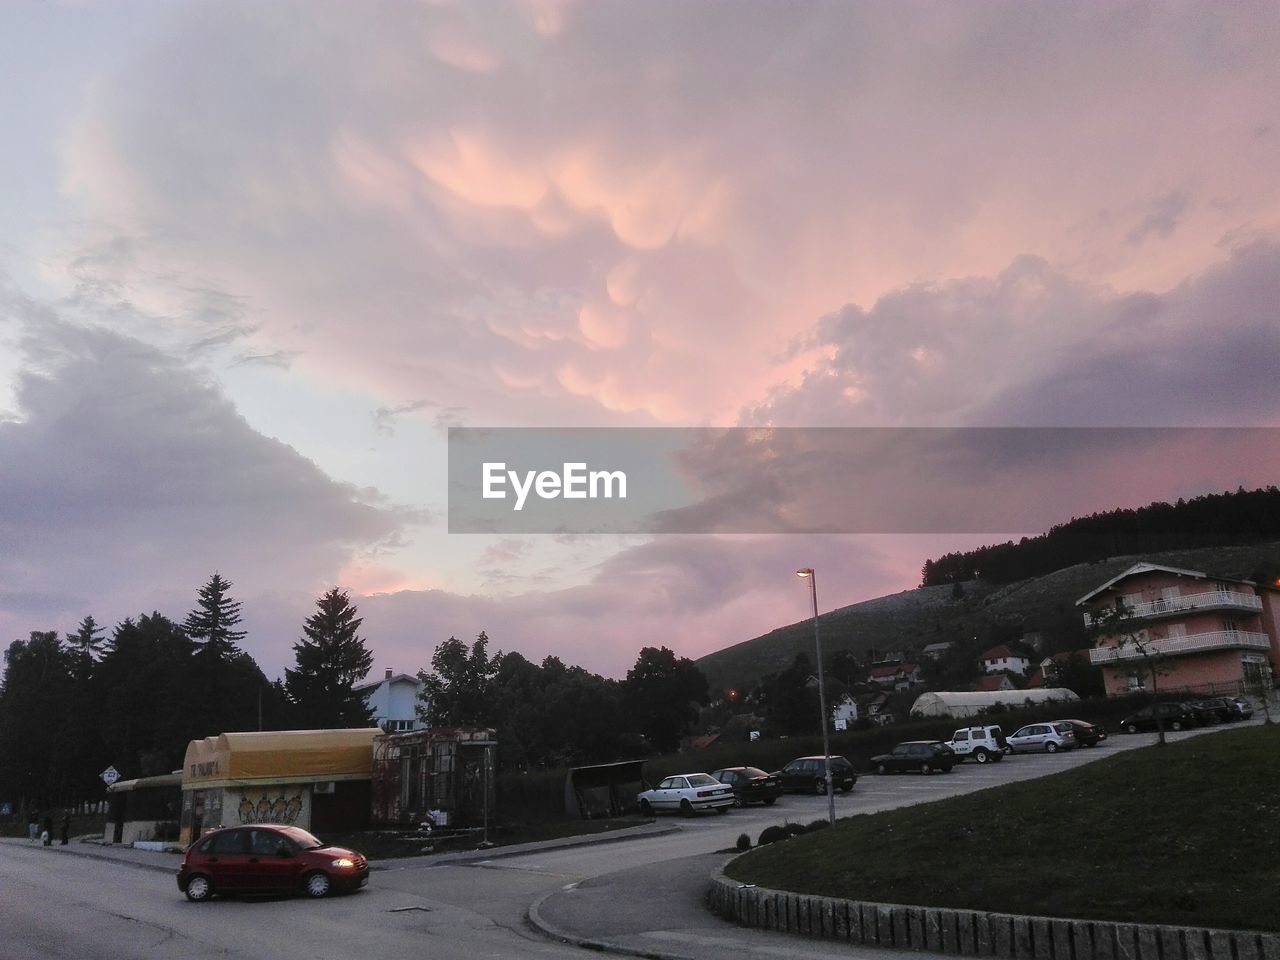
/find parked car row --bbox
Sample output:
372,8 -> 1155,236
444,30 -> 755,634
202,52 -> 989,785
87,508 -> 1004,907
642,700 -> 1251,814
1119,697 -> 1252,733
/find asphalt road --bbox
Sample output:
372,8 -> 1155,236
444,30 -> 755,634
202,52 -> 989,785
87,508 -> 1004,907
0,720 -> 1261,960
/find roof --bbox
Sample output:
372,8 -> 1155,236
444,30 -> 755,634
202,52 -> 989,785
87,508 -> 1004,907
182,728 -> 380,789
971,676 -> 1012,692
352,672 -> 421,692
923,641 -> 955,652
688,733 -> 721,749
910,688 -> 1080,709
1072,562 -> 1254,606
981,645 -> 1025,661
868,664 -> 901,678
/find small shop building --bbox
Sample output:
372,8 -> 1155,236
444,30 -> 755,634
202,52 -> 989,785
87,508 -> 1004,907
370,727 -> 496,829
180,728 -> 379,844
106,772 -> 183,845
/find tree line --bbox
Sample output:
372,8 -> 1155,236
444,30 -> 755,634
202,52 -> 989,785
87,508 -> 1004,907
0,573 -> 715,811
921,486 -> 1280,587
0,574 -> 375,812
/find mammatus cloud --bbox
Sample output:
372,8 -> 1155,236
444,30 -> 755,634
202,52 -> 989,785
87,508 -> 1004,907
56,1 -> 1280,427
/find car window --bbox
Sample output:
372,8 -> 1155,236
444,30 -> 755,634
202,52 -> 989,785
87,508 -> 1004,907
718,770 -> 735,783
1012,727 -> 1031,738
672,777 -> 689,789
743,767 -> 768,778
893,745 -> 910,756
687,774 -> 717,786
658,777 -> 676,789
783,761 -> 801,773
954,731 -> 968,741
207,830 -> 245,855
248,829 -> 286,856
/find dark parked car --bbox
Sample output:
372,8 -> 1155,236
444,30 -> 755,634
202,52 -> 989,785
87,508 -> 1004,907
1230,697 -> 1254,720
772,755 -> 858,793
1194,697 -> 1245,723
1119,702 -> 1199,733
1059,719 -> 1106,746
710,766 -> 782,806
871,741 -> 956,774
177,824 -> 369,901
1187,702 -> 1223,725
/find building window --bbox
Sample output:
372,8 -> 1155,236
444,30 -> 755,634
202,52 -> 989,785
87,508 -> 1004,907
1127,672 -> 1145,691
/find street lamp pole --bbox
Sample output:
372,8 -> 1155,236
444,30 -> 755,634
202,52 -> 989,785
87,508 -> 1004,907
797,568 -> 835,825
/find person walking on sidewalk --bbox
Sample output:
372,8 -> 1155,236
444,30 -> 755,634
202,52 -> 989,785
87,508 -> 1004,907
41,814 -> 53,846
59,810 -> 71,845
27,810 -> 39,843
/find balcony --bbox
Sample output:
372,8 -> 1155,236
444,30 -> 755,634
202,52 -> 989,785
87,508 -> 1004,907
1089,630 -> 1272,664
1083,590 -> 1262,627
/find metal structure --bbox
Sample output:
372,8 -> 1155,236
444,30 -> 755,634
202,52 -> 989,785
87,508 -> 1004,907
371,727 -> 497,828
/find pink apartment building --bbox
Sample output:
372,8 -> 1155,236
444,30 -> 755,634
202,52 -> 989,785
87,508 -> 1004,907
1078,563 -> 1280,696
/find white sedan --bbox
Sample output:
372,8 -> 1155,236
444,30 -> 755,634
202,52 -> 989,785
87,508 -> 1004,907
637,773 -> 735,816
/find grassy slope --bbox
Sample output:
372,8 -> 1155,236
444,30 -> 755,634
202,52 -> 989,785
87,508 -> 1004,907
697,541 -> 1280,691
726,725 -> 1280,932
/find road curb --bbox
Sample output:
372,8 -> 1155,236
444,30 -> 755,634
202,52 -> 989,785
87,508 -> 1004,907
527,887 -> 697,960
706,870 -> 1280,960
376,822 -> 682,870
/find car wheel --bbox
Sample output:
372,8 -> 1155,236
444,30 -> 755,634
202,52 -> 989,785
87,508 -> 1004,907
304,871 -> 331,898
1002,745 -> 1012,755
732,796 -> 744,808
876,763 -> 888,775
974,749 -> 990,764
1125,724 -> 1139,734
639,799 -> 652,816
1170,721 -> 1183,731
840,784 -> 853,793
763,797 -> 777,805
813,778 -> 827,795
680,798 -> 694,817
942,765 -> 954,773
184,874 -> 212,902
715,805 -> 730,814
1046,742 -> 1058,754
920,762 -> 932,775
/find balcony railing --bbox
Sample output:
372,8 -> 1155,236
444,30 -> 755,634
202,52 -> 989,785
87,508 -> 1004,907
1083,590 -> 1262,627
1089,630 -> 1272,664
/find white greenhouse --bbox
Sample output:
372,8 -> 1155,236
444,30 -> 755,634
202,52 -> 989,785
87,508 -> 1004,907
909,688 -> 1080,719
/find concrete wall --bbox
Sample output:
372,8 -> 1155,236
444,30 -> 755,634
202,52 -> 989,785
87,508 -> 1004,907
706,872 -> 1280,960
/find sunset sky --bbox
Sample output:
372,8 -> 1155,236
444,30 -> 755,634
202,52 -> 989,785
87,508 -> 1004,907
3,1 -> 1279,680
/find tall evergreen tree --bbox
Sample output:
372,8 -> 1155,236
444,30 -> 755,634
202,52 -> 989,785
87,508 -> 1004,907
182,573 -> 247,658
284,588 -> 375,728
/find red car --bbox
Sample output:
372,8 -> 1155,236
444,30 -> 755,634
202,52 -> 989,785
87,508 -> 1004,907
177,824 -> 369,901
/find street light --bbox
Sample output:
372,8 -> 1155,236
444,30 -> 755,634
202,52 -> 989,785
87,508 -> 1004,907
796,568 -> 835,825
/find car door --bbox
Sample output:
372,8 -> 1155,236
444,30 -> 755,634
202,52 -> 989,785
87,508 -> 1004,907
245,828 -> 298,892
1008,726 -> 1037,751
203,829 -> 251,892
664,777 -> 689,809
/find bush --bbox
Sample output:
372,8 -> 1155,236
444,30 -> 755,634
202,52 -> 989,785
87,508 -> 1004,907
805,819 -> 831,833
758,825 -> 788,846
735,833 -> 751,852
783,822 -> 806,838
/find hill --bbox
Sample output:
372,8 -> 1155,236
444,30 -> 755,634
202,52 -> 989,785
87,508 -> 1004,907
696,540 -> 1280,691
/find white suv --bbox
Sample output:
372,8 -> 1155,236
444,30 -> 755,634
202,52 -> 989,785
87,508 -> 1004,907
1007,721 -> 1077,753
946,725 -> 1008,763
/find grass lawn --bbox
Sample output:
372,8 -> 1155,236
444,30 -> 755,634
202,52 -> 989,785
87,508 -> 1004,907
726,724 -> 1280,932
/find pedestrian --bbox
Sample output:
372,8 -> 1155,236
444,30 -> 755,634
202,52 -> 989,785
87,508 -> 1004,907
60,810 -> 71,845
27,810 -> 39,843
41,814 -> 53,846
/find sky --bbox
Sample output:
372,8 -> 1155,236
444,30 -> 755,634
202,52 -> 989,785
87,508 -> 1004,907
2,1 -> 1279,682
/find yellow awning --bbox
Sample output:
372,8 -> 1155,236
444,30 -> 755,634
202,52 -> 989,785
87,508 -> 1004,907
182,728 -> 379,789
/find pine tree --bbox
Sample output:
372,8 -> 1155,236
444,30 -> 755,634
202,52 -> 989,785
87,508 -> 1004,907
182,573 -> 247,659
284,588 -> 375,729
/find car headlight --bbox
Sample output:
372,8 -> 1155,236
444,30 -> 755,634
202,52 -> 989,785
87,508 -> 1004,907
331,857 -> 356,869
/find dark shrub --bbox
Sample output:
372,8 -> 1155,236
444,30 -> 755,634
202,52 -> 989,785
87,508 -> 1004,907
806,819 -> 831,833
758,825 -> 788,846
784,821 -> 807,838
735,833 -> 751,852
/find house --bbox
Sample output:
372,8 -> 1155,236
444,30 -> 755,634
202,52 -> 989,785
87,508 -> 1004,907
832,694 -> 859,730
980,645 -> 1031,675
1078,562 -> 1280,697
1026,651 -> 1090,689
352,669 -> 425,732
867,663 -> 902,689
922,641 -> 955,660
971,674 -> 1015,693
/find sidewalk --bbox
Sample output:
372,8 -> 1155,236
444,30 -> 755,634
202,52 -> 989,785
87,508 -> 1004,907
0,835 -> 181,873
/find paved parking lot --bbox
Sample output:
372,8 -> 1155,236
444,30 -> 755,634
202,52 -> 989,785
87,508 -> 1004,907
655,716 -> 1267,842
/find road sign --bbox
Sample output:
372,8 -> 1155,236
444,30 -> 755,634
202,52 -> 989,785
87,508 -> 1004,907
100,766 -> 120,786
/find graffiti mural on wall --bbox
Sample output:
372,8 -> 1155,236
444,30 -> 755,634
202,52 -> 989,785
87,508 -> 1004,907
236,790 -> 303,825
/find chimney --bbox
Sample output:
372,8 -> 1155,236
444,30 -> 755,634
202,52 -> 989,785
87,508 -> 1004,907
385,668 -> 392,680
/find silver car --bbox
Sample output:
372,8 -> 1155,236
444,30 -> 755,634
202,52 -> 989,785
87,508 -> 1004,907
1007,721 -> 1077,753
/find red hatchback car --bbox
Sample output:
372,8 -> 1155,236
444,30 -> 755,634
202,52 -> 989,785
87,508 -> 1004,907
177,824 -> 369,901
